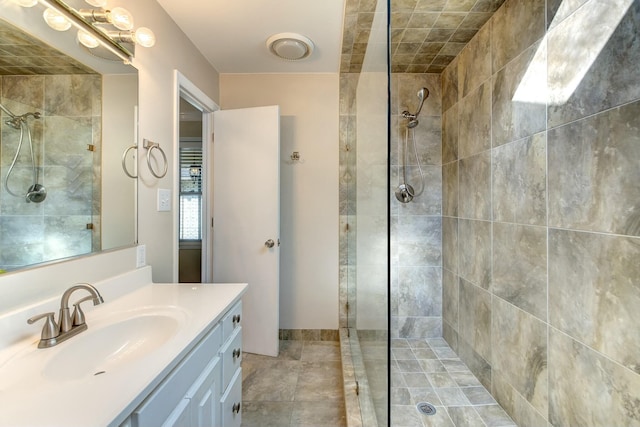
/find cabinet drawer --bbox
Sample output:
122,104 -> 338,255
220,327 -> 242,390
221,301 -> 242,342
132,324 -> 222,427
220,368 -> 242,427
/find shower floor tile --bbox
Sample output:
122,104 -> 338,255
390,338 -> 517,427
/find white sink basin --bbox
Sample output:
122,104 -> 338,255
44,308 -> 187,381
0,306 -> 188,391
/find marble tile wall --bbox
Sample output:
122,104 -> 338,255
0,74 -> 101,270
391,73 -> 443,340
441,0 -> 640,425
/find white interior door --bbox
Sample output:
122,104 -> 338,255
212,105 -> 280,357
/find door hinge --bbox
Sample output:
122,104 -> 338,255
211,132 -> 215,143
86,223 -> 94,230
355,381 -> 360,396
346,301 -> 349,312
87,144 -> 95,152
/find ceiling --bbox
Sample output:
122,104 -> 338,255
155,0 -> 345,74
157,0 -> 505,75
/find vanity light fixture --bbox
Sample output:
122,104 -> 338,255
78,6 -> 134,31
76,29 -> 100,48
43,7 -> 71,31
12,0 -> 38,7
107,27 -> 156,48
14,0 -> 156,62
266,32 -> 314,61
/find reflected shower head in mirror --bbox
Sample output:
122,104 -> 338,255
1,104 -> 45,203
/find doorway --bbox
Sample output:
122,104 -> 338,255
173,71 -> 217,283
178,99 -> 203,283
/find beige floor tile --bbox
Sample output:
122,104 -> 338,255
290,401 -> 347,426
241,401 -> 293,426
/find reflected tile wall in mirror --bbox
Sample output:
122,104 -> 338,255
0,73 -> 101,270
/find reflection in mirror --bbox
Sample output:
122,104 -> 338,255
0,13 -> 137,273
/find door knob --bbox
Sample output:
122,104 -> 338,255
265,239 -> 275,248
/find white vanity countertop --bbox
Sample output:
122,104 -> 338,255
0,277 -> 247,427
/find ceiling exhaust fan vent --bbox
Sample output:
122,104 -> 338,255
266,33 -> 314,61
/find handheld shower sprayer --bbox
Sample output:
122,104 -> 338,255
1,103 -> 46,203
401,87 -> 429,128
396,87 -> 430,204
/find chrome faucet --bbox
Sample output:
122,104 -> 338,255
27,283 -> 104,349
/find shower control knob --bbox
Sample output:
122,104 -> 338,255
265,239 -> 275,248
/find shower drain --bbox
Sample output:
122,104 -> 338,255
416,402 -> 437,416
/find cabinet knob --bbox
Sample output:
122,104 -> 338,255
232,402 -> 241,414
232,348 -> 241,360
232,314 -> 241,325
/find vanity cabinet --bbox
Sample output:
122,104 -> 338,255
121,301 -> 243,427
219,302 -> 243,427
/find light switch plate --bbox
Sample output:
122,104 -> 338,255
157,188 -> 171,211
136,245 -> 146,268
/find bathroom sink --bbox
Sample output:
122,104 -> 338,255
43,308 -> 188,381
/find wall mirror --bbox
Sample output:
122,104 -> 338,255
0,2 -> 138,274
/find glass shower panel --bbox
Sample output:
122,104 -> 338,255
352,0 -> 389,424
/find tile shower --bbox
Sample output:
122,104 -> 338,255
340,0 -> 640,426
0,74 -> 101,270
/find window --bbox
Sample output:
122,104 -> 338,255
179,146 -> 202,240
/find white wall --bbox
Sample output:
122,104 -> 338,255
220,74 -> 339,330
117,0 -> 220,282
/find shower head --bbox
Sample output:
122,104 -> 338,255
407,118 -> 419,128
0,103 -> 19,129
401,87 -> 430,128
5,117 -> 22,129
414,87 -> 429,117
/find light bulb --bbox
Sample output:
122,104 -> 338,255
134,27 -> 155,47
43,8 -> 71,31
109,7 -> 133,30
77,30 -> 100,48
84,0 -> 107,6
13,0 -> 38,7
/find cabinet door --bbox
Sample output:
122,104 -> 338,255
161,398 -> 191,427
188,357 -> 221,427
220,368 -> 242,427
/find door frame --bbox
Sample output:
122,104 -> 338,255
172,70 -> 218,283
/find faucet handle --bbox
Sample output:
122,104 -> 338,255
71,295 -> 95,326
27,312 -> 59,340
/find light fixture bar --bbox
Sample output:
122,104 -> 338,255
37,0 -> 133,63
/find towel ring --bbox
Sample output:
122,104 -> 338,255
143,139 -> 168,178
121,145 -> 137,178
